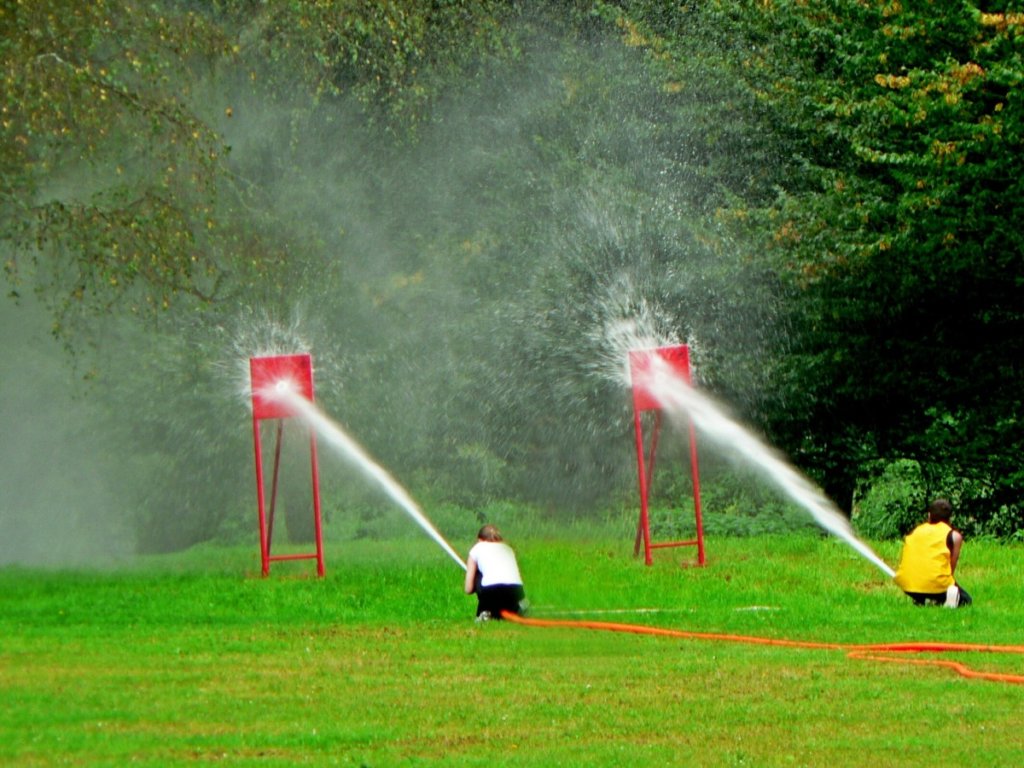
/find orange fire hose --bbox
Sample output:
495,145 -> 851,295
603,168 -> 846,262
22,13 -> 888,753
501,611 -> 1024,685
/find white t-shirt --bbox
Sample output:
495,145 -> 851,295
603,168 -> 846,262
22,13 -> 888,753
469,541 -> 522,587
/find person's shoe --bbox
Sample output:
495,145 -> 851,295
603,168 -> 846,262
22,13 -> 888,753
476,611 -> 491,622
944,585 -> 960,608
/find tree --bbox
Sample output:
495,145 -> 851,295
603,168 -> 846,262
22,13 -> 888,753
597,2 -> 1024,534
0,1 -> 272,341
707,1 -> 1024,530
1,0 -> 526,549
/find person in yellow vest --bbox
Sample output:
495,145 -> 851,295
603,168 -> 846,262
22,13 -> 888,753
894,498 -> 972,608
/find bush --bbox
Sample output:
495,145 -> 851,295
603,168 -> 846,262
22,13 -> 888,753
647,471 -> 819,539
852,459 -> 927,540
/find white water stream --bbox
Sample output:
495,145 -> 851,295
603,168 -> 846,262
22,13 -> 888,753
638,354 -> 895,579
266,382 -> 467,571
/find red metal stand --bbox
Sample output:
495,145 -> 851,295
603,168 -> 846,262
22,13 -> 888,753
629,345 -> 705,567
249,354 -> 325,577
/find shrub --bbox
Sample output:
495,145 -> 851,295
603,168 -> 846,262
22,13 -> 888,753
852,459 -> 927,540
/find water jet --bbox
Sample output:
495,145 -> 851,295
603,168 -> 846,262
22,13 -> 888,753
631,349 -> 894,578
250,354 -> 466,573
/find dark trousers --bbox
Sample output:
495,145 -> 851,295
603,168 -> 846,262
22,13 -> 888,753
476,583 -> 526,618
905,585 -> 972,607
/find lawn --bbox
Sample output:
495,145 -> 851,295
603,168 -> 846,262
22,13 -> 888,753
2,533 -> 1023,766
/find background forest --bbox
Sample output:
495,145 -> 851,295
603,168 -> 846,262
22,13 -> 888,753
2,0 -> 1022,563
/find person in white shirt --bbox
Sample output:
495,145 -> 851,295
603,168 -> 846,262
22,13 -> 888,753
463,524 -> 526,620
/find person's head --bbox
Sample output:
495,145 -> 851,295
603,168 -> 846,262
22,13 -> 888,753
927,498 -> 953,524
477,524 -> 503,542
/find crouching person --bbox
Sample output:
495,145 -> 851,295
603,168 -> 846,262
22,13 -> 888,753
894,499 -> 972,608
464,525 -> 526,621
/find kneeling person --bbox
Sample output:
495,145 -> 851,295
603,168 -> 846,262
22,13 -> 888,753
464,525 -> 525,620
894,499 -> 972,608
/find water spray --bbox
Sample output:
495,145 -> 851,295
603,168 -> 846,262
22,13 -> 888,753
263,382 -> 467,572
635,353 -> 895,579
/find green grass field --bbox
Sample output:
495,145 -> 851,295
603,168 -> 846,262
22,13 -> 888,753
3,533 -> 1023,766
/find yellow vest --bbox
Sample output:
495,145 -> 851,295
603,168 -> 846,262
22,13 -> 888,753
894,521 -> 954,593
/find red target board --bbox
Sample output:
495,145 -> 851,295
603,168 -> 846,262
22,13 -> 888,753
250,354 -> 315,420
628,345 -> 705,567
249,354 -> 325,577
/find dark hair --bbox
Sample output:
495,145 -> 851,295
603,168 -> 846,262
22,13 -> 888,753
927,498 -> 953,524
477,524 -> 503,542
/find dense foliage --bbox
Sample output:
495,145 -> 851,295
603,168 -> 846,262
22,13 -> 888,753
603,1 -> 1024,535
3,0 -> 1022,552
744,1 -> 1024,535
1,1 -> 246,334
